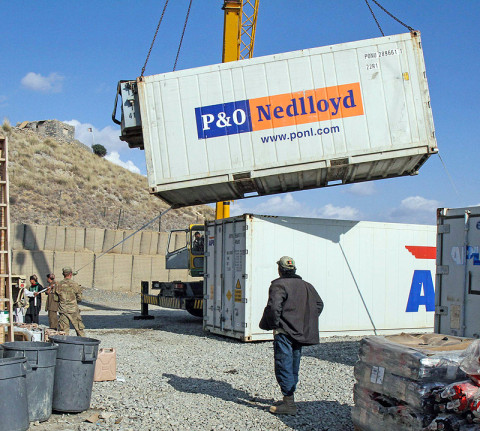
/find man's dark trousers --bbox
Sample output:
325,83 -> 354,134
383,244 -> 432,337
274,333 -> 302,396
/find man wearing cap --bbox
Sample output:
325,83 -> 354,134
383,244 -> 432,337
45,273 -> 59,329
259,256 -> 324,415
56,267 -> 85,337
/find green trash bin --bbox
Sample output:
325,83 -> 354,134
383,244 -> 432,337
3,341 -> 58,422
0,357 -> 30,431
50,335 -> 100,413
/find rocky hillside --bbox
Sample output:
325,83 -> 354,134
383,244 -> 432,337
1,122 -> 215,231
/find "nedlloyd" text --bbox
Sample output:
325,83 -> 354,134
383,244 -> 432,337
255,90 -> 358,122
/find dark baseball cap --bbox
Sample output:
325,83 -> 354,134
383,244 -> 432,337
277,256 -> 296,270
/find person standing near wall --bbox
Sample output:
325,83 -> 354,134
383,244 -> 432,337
24,274 -> 43,324
56,267 -> 85,337
259,256 -> 324,415
44,273 -> 59,329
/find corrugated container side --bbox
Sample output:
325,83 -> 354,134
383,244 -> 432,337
435,206 -> 480,338
137,32 -> 437,207
204,214 -> 436,341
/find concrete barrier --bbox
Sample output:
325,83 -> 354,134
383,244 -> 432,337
139,232 -> 152,255
12,223 -> 25,251
113,255 -> 133,291
53,251 -> 76,277
64,227 -> 77,252
44,225 -> 57,251
12,250 -> 34,278
149,233 -> 159,256
31,250 -> 54,283
9,223 -> 201,293
157,232 -> 168,255
74,228 -> 85,252
111,230 -> 124,254
121,230 -> 134,255
55,227 -> 66,252
73,252 -> 94,289
131,256 -> 152,293
94,254 -> 115,291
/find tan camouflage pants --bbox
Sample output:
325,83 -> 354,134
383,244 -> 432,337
58,310 -> 85,337
48,311 -> 58,330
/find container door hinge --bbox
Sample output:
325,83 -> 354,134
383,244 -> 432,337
438,224 -> 450,234
437,266 -> 449,275
242,274 -> 248,279
204,252 -> 210,257
435,305 -> 448,315
242,298 -> 247,303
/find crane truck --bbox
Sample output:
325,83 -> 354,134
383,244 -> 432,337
114,2 -> 437,322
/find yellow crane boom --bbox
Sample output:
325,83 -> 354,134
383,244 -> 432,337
217,0 -> 259,219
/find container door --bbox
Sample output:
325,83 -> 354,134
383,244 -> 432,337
204,222 -> 223,330
203,218 -> 247,338
436,209 -> 480,338
222,220 -> 247,334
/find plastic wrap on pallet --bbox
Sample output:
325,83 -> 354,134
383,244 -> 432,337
359,336 -> 469,382
352,385 -> 434,431
354,360 -> 444,411
460,340 -> 480,386
424,414 -> 470,430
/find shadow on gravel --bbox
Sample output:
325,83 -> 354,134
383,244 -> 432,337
78,300 -> 134,312
303,341 -> 361,367
163,374 -> 353,430
47,309 -> 237,343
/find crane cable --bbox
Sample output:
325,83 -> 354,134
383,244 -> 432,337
173,0 -> 194,71
363,0 -> 414,35
74,207 -> 173,275
140,0 -> 170,77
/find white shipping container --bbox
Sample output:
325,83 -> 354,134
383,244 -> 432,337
204,214 -> 436,341
435,206 -> 480,338
128,31 -> 437,208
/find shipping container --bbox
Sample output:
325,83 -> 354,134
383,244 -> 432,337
435,206 -> 480,338
204,214 -> 436,341
117,32 -> 437,208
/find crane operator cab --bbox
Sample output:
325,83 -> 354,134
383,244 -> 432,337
165,224 -> 204,278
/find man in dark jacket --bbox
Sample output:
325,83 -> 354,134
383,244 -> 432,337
259,256 -> 324,415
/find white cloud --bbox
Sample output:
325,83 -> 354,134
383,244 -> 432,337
231,193 -> 360,220
21,72 -> 64,93
317,203 -> 360,219
65,119 -> 127,153
346,182 -> 376,196
64,119 -> 142,174
105,151 -> 141,174
386,196 -> 440,225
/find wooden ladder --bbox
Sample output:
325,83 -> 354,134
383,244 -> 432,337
0,136 -> 14,342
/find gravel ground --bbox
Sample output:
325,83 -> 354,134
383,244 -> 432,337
30,289 -> 361,431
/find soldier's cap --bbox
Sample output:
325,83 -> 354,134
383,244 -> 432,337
62,266 -> 78,276
277,256 -> 296,270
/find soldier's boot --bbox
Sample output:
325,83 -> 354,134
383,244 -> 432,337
269,395 -> 297,415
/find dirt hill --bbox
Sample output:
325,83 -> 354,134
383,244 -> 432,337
0,122 -> 215,231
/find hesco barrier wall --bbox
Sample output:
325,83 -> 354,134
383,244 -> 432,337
11,223 -> 196,292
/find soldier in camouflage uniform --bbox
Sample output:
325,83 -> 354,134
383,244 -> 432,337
57,267 -> 85,337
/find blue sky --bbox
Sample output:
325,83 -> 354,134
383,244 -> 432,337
1,1 -> 479,224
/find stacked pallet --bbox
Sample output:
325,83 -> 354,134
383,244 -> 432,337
352,334 -> 480,431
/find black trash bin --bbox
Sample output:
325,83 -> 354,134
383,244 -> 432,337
0,357 -> 30,431
3,341 -> 58,422
49,335 -> 100,413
